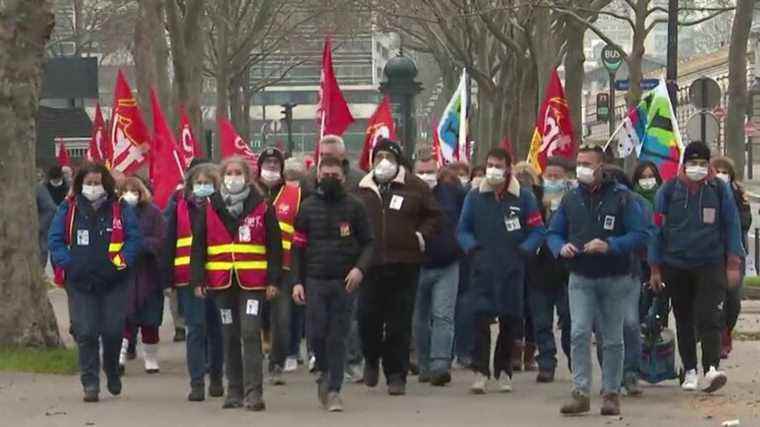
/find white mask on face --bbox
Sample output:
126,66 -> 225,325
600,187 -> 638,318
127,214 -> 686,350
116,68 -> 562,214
638,177 -> 657,190
417,173 -> 438,189
122,191 -> 139,206
576,166 -> 596,185
685,165 -> 709,182
260,169 -> 281,185
50,179 -> 64,187
716,173 -> 731,184
470,176 -> 483,189
373,159 -> 398,183
224,175 -> 247,193
459,176 -> 469,186
82,184 -> 106,201
485,167 -> 506,186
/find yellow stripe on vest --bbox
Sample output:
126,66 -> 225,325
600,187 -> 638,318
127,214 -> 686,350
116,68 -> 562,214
176,237 -> 192,248
174,256 -> 190,266
205,261 -> 268,270
109,243 -> 124,252
282,240 -> 292,250
279,222 -> 294,234
207,244 -> 266,256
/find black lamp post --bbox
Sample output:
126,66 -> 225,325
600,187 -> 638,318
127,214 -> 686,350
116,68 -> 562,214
379,52 -> 423,162
666,0 -> 679,108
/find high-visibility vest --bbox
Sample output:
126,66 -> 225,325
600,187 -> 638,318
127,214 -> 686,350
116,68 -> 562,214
173,194 -> 193,287
204,200 -> 269,290
273,184 -> 301,270
53,197 -> 127,287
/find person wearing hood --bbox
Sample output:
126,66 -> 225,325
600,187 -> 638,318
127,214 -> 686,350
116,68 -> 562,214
256,147 -> 302,385
291,155 -> 374,412
190,156 -> 283,411
547,144 -> 648,416
457,148 -> 546,395
46,165 -> 70,206
356,139 -> 442,396
48,162 -> 142,403
650,142 -> 744,395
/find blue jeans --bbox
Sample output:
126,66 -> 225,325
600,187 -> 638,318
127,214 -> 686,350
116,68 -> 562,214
595,277 -> 642,381
529,285 -> 570,371
453,259 -> 473,362
569,273 -> 631,396
414,262 -> 459,375
306,279 -> 353,392
67,280 -> 129,392
178,286 -> 224,387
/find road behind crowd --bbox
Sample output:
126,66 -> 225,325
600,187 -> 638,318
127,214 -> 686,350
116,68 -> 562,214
1,289 -> 758,427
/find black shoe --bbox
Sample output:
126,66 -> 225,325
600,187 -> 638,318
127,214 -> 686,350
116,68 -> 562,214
188,385 -> 205,402
409,361 -> 419,376
364,363 -> 380,388
536,369 -> 555,383
388,381 -> 406,396
208,376 -> 224,398
418,373 -> 431,383
222,390 -> 243,409
107,376 -> 122,396
126,351 -> 137,361
430,371 -> 452,386
83,388 -> 99,402
174,328 -> 186,342
118,364 -> 125,377
245,398 -> 266,412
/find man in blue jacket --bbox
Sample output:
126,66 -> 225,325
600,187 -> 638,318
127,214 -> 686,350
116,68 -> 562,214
547,144 -> 648,416
649,141 -> 744,394
457,147 -> 545,395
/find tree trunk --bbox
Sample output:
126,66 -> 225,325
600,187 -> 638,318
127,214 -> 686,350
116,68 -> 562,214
215,0 -> 231,121
515,62 -> 539,160
133,0 -> 158,129
726,0 -> 754,178
148,0 -> 171,124
626,1 -> 647,106
0,0 -> 62,347
564,20 -> 586,143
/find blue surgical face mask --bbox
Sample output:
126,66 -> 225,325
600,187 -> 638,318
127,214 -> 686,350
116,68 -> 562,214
193,183 -> 215,198
543,178 -> 566,194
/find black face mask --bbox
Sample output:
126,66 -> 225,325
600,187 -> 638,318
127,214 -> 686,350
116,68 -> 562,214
319,177 -> 344,200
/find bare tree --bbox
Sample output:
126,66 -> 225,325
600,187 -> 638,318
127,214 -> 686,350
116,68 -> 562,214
725,0 -> 754,177
0,0 -> 62,347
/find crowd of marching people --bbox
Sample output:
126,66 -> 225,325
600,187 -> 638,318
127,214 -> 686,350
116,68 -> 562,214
37,135 -> 748,416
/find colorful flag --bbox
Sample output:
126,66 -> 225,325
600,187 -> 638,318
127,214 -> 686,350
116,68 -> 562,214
87,103 -> 110,164
437,69 -> 468,164
316,36 -> 354,151
178,106 -> 203,166
218,117 -> 257,164
431,120 -> 444,167
149,89 -> 185,209
615,79 -> 683,180
109,70 -> 151,174
527,69 -> 576,173
56,139 -> 71,167
359,96 -> 397,171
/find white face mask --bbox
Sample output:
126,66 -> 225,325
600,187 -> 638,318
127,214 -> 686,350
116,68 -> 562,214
260,169 -> 281,185
638,177 -> 657,190
485,167 -> 506,186
716,173 -> 731,184
459,176 -> 469,186
122,191 -> 139,206
373,159 -> 398,183
576,166 -> 596,185
685,165 -> 709,182
50,179 -> 64,187
224,175 -> 247,193
417,173 -> 437,189
470,176 -> 483,189
82,184 -> 106,201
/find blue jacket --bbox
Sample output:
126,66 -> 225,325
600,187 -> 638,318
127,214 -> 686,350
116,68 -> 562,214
424,182 -> 465,268
547,180 -> 648,279
649,177 -> 745,268
49,195 -> 142,293
457,177 -> 545,317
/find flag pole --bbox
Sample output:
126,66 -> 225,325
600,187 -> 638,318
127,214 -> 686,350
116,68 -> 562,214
602,120 -> 626,152
458,69 -> 468,162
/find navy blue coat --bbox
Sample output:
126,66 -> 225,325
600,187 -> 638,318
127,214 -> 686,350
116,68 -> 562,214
49,195 -> 142,293
457,178 -> 545,317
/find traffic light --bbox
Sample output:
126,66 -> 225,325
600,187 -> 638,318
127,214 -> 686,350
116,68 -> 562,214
280,103 -> 297,155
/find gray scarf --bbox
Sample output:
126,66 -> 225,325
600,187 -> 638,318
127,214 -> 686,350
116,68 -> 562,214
222,186 -> 251,217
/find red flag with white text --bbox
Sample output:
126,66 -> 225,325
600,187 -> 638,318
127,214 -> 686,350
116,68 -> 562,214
178,106 -> 203,167
109,70 -> 150,174
56,139 -> 71,167
526,69 -> 576,173
359,96 -> 396,172
218,117 -> 257,166
87,103 -> 110,164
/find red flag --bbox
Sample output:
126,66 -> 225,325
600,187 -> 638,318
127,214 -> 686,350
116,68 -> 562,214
178,105 -> 203,166
526,69 -> 576,172
110,70 -> 151,174
431,121 -> 444,167
218,117 -> 257,165
359,96 -> 396,172
56,139 -> 71,167
149,89 -> 185,209
316,36 -> 354,160
87,103 -> 110,164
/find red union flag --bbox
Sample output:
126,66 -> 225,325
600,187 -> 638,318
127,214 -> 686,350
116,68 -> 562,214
358,96 -> 396,172
87,103 -> 110,164
218,117 -> 257,165
56,139 -> 71,167
527,69 -> 576,172
178,105 -> 202,166
110,70 -> 150,174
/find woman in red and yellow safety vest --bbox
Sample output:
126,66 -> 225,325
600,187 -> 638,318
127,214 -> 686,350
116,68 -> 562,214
191,156 -> 283,411
48,163 -> 142,403
163,161 -> 225,402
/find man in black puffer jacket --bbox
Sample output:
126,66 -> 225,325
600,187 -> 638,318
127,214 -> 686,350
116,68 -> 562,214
291,156 -> 374,412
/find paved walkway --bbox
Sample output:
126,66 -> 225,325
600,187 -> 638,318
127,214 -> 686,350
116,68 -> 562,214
1,289 -> 758,427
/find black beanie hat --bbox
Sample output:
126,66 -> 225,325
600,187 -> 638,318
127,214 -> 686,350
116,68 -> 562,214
372,138 -> 403,163
683,141 -> 711,162
257,147 -> 284,174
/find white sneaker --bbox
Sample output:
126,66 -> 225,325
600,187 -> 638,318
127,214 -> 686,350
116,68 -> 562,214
498,375 -> 513,393
118,338 -> 129,367
682,369 -> 699,391
142,343 -> 160,374
702,366 -> 727,393
284,357 -> 298,373
470,373 -> 488,394
308,355 -> 317,373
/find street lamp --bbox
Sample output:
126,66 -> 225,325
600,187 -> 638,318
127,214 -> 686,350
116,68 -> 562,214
380,52 -> 423,162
